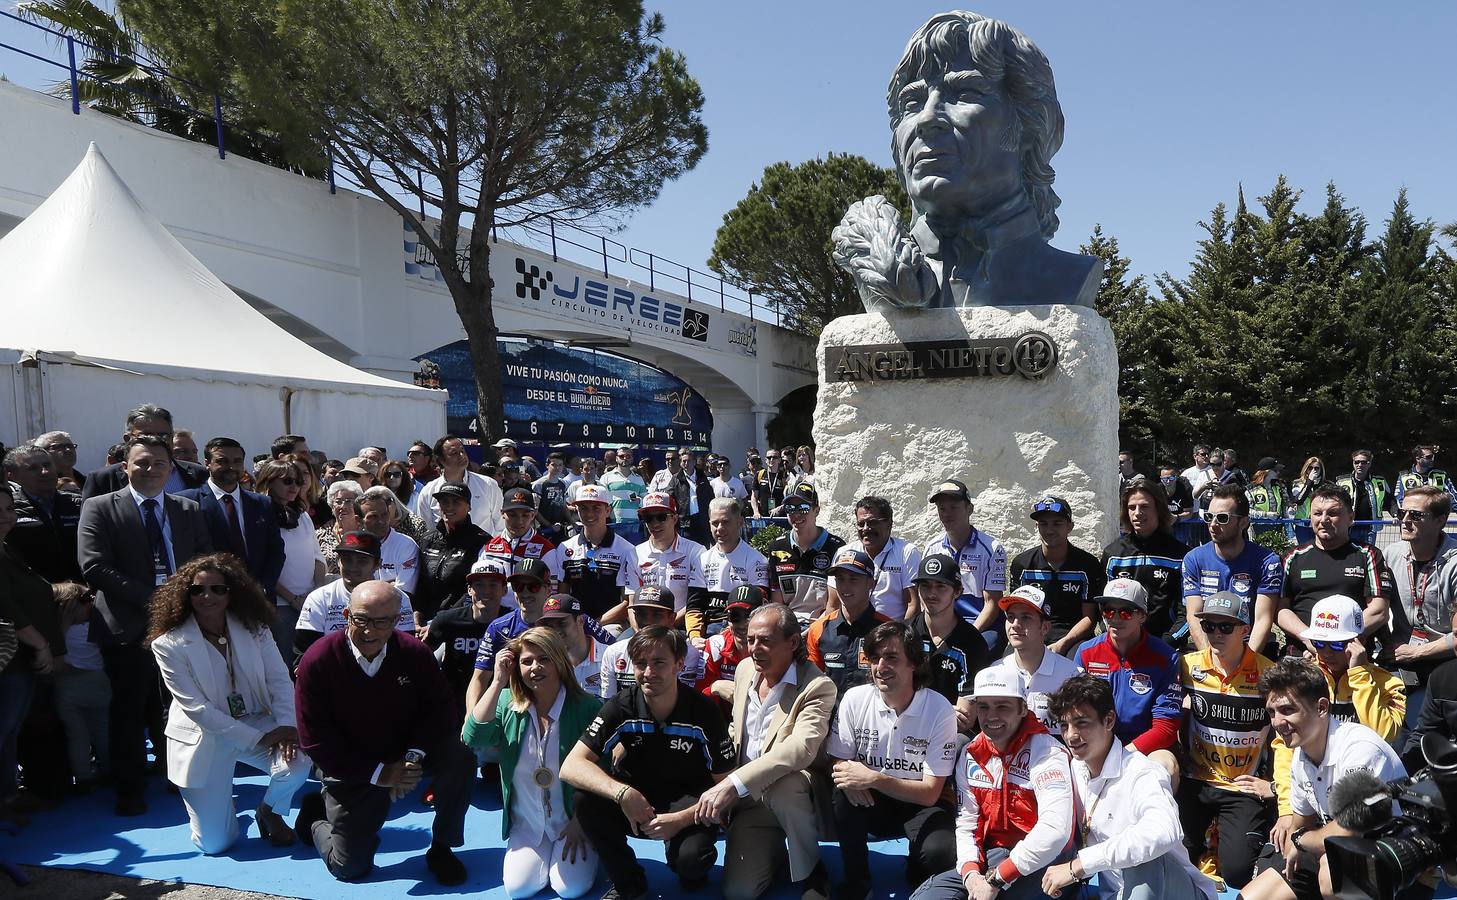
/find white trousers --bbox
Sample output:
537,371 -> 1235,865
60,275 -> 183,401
175,741 -> 311,855
502,828 -> 598,899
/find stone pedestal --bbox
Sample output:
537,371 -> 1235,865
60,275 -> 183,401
812,305 -> 1119,558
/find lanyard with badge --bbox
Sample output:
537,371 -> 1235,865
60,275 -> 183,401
205,624 -> 248,719
1408,554 -> 1437,644
533,712 -> 556,820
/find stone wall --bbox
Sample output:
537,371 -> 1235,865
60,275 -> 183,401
812,305 -> 1119,559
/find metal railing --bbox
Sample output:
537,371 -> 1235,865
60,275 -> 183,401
1,11 -> 787,328
1172,517 -> 1454,554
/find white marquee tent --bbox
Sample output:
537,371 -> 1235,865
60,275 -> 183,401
0,143 -> 445,466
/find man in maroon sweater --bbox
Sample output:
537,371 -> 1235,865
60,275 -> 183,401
294,580 -> 474,884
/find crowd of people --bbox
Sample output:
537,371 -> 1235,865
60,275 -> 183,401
4,403 -> 1457,900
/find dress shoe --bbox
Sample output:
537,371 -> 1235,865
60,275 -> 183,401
256,804 -> 296,847
293,791 -> 326,847
114,794 -> 148,817
426,842 -> 466,885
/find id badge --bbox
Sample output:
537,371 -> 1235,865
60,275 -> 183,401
1410,627 -> 1433,646
226,692 -> 247,719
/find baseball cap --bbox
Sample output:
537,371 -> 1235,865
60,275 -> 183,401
342,456 -> 378,478
999,585 -> 1052,618
831,547 -> 876,578
1198,590 -> 1251,625
338,530 -> 382,558
539,594 -> 582,619
928,479 -> 970,503
572,483 -> 611,506
639,491 -> 676,514
726,584 -> 766,612
501,487 -> 536,511
492,438 -> 517,449
508,557 -> 550,587
783,483 -> 818,510
631,586 -> 676,610
1031,496 -> 1072,520
971,667 -> 1026,701
435,481 -> 471,503
913,553 -> 961,588
466,557 -> 510,582
1302,595 -> 1363,642
1256,457 -> 1281,473
1096,577 -> 1149,612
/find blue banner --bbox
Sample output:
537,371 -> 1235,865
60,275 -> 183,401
417,339 -> 713,446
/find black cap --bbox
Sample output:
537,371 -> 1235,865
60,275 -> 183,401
914,553 -> 961,588
435,481 -> 471,503
338,530 -> 382,558
1256,457 -> 1280,472
726,584 -> 766,611
502,487 -> 536,511
631,586 -> 676,610
539,594 -> 581,619
783,482 -> 818,510
509,557 -> 550,586
1031,496 -> 1072,520
928,479 -> 970,503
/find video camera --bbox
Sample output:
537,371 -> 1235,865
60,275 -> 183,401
1326,733 -> 1457,900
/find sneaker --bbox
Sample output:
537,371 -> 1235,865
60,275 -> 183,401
426,843 -> 466,886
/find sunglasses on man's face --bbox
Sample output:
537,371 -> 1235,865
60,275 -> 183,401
1101,607 -> 1138,621
1200,620 -> 1240,635
1313,639 -> 1349,653
640,513 -> 671,525
1201,511 -> 1236,525
1399,509 -> 1430,522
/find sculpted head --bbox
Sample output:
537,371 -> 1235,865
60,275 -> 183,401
887,11 -> 1064,237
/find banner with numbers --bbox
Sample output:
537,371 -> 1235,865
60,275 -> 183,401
417,338 -> 713,446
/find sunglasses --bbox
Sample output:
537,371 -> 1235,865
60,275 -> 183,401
856,517 -> 888,530
1399,509 -> 1430,522
1200,511 -> 1236,525
640,513 -> 671,524
1312,639 -> 1349,652
187,583 -> 230,597
279,477 -> 299,486
1101,607 -> 1139,621
1200,620 -> 1240,635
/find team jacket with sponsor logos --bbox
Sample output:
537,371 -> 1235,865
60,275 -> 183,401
925,528 -> 1009,624
955,713 -> 1077,885
1102,531 -> 1190,640
697,628 -> 751,698
1317,659 -> 1406,744
1181,647 -> 1291,793
1073,632 -> 1182,754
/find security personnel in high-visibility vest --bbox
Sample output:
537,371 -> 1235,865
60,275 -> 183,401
1396,444 -> 1457,505
1337,449 -> 1394,546
1245,457 -> 1288,520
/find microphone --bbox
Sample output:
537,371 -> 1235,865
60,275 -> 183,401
1328,769 -> 1395,832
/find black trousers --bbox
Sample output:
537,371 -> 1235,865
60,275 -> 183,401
18,677 -> 70,799
1177,779 -> 1273,889
102,641 -> 163,801
576,789 -> 718,894
309,739 -> 475,882
831,787 -> 955,889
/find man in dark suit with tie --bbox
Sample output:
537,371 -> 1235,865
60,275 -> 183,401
671,447 -> 717,546
177,437 -> 285,599
80,403 -> 208,500
78,434 -> 213,815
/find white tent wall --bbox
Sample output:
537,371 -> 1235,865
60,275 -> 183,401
13,361 -> 442,470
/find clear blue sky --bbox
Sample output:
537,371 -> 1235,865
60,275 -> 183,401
613,1 -> 1457,286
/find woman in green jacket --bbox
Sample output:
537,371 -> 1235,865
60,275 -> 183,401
463,626 -> 600,899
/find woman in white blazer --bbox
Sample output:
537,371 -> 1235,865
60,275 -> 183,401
149,553 -> 311,854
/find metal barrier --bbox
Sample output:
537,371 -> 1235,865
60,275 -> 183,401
607,516 -> 788,548
1172,518 -> 1449,553
0,12 -> 786,327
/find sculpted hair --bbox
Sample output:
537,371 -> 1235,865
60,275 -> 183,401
888,11 -> 1064,238
1209,483 -> 1249,517
507,627 -> 587,713
862,620 -> 930,690
147,553 -> 275,643
749,603 -> 808,662
1119,480 -> 1172,533
326,479 -> 363,504
203,437 -> 243,459
854,495 -> 894,521
627,624 -> 687,666
708,497 -> 741,519
126,404 -> 173,429
272,434 -> 307,457
1258,656 -> 1329,708
1311,482 -> 1354,512
126,433 -> 173,460
3,443 -> 47,473
1047,674 -> 1115,723
1405,485 -> 1452,521
432,435 -> 463,460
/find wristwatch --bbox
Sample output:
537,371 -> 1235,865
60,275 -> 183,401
985,870 -> 1007,890
403,749 -> 426,765
1290,827 -> 1310,852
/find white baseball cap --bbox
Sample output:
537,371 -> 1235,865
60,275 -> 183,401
1301,595 -> 1363,642
466,557 -> 510,582
971,667 -> 1026,701
1096,577 -> 1149,612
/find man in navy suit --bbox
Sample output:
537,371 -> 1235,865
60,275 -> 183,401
81,403 -> 208,500
78,434 -> 214,815
178,437 -> 285,599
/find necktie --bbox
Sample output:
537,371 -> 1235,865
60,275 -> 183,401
142,498 -> 172,576
222,494 -> 248,561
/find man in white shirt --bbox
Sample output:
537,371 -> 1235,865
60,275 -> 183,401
598,588 -> 702,698
1242,657 -> 1406,900
1041,675 -> 1216,900
415,436 -> 504,535
828,621 -> 959,899
635,491 -> 707,625
293,531 -> 415,667
710,455 -> 750,502
692,498 -> 771,642
534,594 -> 612,698
989,586 -> 1079,731
648,448 -> 680,493
1181,444 -> 1213,495
694,603 -> 835,900
854,496 -> 923,620
357,487 -> 420,597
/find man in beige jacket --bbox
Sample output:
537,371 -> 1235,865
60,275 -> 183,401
694,602 -> 837,900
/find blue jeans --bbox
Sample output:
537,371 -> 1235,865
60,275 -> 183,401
910,847 -> 1073,900
0,670 -> 37,797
